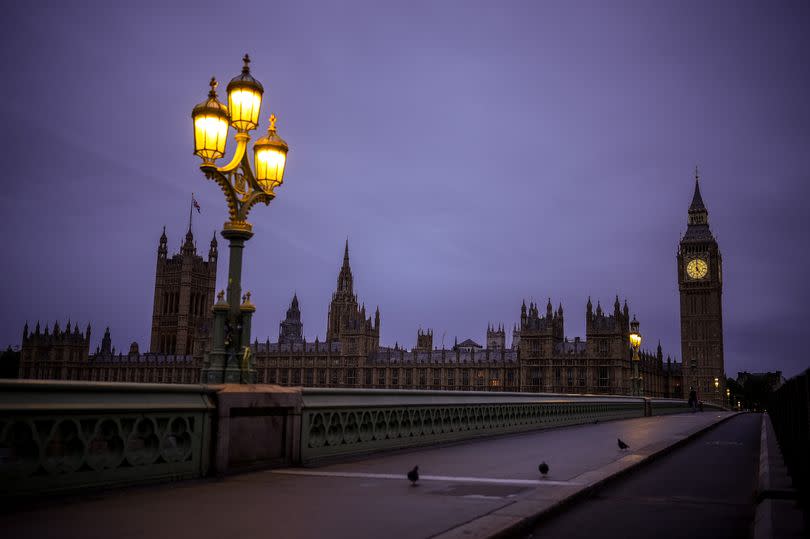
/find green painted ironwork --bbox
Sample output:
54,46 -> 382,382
0,380 -> 215,496
298,389 -> 645,464
649,398 -> 691,415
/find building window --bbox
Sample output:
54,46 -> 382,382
347,368 -> 356,386
364,368 -> 373,386
378,369 -> 386,386
578,368 -> 586,387
405,369 -> 413,386
330,369 -> 339,385
292,369 -> 301,385
530,367 -> 541,387
567,368 -> 574,386
475,370 -> 485,388
317,368 -> 326,385
598,340 -> 609,356
598,367 -> 609,387
391,368 -> 399,386
447,370 -> 455,388
305,368 -> 313,386
462,370 -> 470,387
418,369 -> 426,387
432,369 -> 441,388
554,368 -> 561,387
281,369 -> 289,385
506,369 -> 515,386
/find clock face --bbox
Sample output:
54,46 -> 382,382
686,258 -> 709,279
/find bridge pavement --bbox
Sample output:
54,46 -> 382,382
523,413 -> 762,539
1,411 -> 734,539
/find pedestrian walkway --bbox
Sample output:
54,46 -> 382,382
521,413 -> 760,539
1,412 -> 734,539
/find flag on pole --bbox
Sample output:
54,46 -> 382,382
192,194 -> 201,213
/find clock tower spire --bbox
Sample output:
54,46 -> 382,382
678,167 -> 724,405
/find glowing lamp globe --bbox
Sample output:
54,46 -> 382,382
227,54 -> 264,132
629,316 -> 641,350
253,114 -> 289,194
192,78 -> 230,162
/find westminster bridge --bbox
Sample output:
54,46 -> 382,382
0,380 -> 804,539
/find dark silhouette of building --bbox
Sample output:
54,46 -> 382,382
278,294 -> 304,346
149,225 -> 217,356
678,169 -> 725,403
22,175 -> 713,398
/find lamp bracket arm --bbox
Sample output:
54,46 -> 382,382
233,148 -> 274,221
236,191 -> 273,222
239,147 -> 268,195
217,133 -> 250,174
203,168 -> 240,222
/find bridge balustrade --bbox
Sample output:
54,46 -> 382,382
1,381 -> 701,495
0,380 -> 214,496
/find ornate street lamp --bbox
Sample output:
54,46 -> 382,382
629,316 -> 642,397
714,376 -> 720,404
192,54 -> 290,384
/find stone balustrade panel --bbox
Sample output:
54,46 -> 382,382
0,380 -> 214,496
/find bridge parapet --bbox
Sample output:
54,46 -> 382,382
1,381 -> 698,494
0,380 -> 215,496
297,389 -> 646,465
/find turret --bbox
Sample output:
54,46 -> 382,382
416,328 -> 433,351
208,231 -> 218,262
181,227 -> 195,256
100,327 -> 112,357
158,226 -> 168,260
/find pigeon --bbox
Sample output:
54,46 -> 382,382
407,465 -> 419,486
538,461 -> 549,476
617,438 -> 629,451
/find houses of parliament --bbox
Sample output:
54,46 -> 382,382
18,177 -> 725,401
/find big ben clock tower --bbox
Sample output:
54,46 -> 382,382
678,168 -> 725,404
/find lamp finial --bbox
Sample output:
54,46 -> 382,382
242,53 -> 251,73
208,77 -> 218,98
269,114 -> 277,132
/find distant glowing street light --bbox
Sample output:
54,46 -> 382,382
192,54 -> 290,384
629,316 -> 642,397
726,387 -> 731,408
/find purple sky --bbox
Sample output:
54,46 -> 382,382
2,1 -> 809,378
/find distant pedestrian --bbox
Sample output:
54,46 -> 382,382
688,387 -> 697,412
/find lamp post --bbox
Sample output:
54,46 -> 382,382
192,55 -> 290,384
714,376 -> 719,405
726,387 -> 731,409
629,316 -> 642,397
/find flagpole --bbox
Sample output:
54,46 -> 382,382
189,193 -> 194,233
